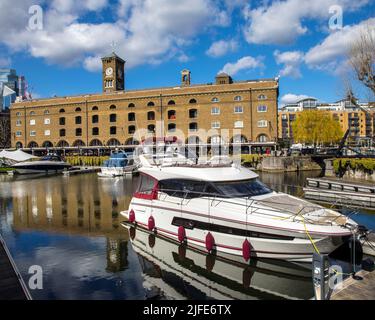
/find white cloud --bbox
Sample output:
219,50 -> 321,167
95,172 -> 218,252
280,93 -> 312,106
243,0 -> 369,45
206,39 -> 238,57
219,56 -> 264,76
274,50 -> 304,78
304,18 -> 375,74
0,57 -> 11,68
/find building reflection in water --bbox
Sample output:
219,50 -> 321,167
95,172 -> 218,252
9,174 -> 137,273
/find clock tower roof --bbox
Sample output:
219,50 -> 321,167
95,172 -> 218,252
101,51 -> 125,63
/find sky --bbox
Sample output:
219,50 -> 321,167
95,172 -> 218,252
0,0 -> 374,106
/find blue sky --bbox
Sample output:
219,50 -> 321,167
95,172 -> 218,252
0,0 -> 374,106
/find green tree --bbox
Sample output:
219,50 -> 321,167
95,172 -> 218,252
291,110 -> 343,146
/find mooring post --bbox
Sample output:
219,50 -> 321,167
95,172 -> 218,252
312,253 -> 333,300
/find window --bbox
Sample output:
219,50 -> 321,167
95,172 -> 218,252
75,107 -> 81,112
16,120 -> 22,126
128,113 -> 135,121
189,109 -> 198,118
281,114 -> 287,120
234,120 -> 244,128
168,110 -> 176,120
16,112 -> 21,117
75,116 -> 82,124
189,122 -> 198,131
30,131 -> 36,137
257,105 -> 267,112
211,97 -> 219,102
135,174 -> 157,199
234,96 -> 242,101
105,80 -> 114,88
59,129 -> 66,137
257,134 -> 268,142
234,106 -> 243,113
110,113 -> 117,122
147,101 -> 155,107
128,125 -> 136,134
92,115 -> 99,123
76,128 -> 82,136
168,100 -> 175,105
44,110 -> 49,115
59,109 -> 65,113
211,107 -> 220,115
189,98 -> 197,104
168,123 -> 176,132
211,121 -> 220,129
110,126 -> 117,135
147,124 -> 155,133
16,131 -> 22,137
128,103 -> 135,108
44,118 -> 50,125
258,94 -> 267,100
159,179 -> 207,199
257,120 -> 268,128
147,111 -> 155,121
92,106 -> 98,111
110,105 -> 116,110
30,119 -> 36,125
45,130 -> 50,136
30,111 -> 36,116
92,127 -> 99,135
212,179 -> 271,197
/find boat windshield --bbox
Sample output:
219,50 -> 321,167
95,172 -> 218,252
40,155 -> 62,162
212,179 -> 272,197
158,178 -> 272,199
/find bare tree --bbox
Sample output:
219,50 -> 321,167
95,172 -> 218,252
349,24 -> 375,95
0,113 -> 11,149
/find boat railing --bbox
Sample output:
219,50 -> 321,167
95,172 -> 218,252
152,188 -> 343,226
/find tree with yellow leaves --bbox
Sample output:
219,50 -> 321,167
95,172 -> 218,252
291,110 -> 343,146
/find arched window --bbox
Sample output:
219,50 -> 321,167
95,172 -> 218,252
168,123 -> 176,132
89,139 -> 102,146
59,109 -> 65,113
128,113 -> 135,121
189,109 -> 197,118
16,112 -> 21,117
189,98 -> 197,104
110,113 -> 117,122
125,138 -> 139,145
147,124 -> 155,133
258,94 -> 267,100
209,135 -> 224,145
75,107 -> 82,112
92,106 -> 98,111
128,103 -> 135,108
27,141 -> 38,148
107,138 -> 120,146
147,111 -> 155,121
211,97 -> 219,103
109,104 -> 116,110
257,134 -> 269,142
128,125 -> 136,134
30,111 -> 36,116
57,140 -> 69,148
187,136 -> 201,145
92,127 -> 99,135
168,100 -> 175,105
15,142 -> 23,149
147,101 -> 155,107
73,140 -> 85,147
231,135 -> 248,144
110,126 -> 117,135
44,110 -> 49,115
234,96 -> 242,101
168,110 -> 176,120
42,141 -> 53,148
92,115 -> 99,123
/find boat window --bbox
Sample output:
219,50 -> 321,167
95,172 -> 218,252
159,179 -> 206,199
137,174 -> 156,196
212,179 -> 271,197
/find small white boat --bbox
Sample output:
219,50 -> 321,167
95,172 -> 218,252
98,150 -> 138,177
121,148 -> 362,262
10,154 -> 71,175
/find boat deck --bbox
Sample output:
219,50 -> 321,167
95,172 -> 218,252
0,235 -> 31,300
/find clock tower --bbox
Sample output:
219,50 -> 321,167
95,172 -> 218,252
101,52 -> 125,93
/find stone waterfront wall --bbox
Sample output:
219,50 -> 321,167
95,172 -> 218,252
258,156 -> 321,172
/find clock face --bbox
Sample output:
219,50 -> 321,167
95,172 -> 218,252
106,67 -> 113,76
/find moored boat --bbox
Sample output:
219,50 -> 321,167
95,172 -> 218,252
98,150 -> 138,177
10,154 -> 71,175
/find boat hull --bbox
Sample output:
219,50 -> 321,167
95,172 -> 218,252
98,165 -> 137,177
11,162 -> 71,175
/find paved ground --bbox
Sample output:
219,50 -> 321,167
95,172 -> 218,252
331,269 -> 375,300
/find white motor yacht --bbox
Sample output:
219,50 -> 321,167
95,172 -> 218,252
121,153 -> 361,262
10,154 -> 71,175
98,150 -> 138,177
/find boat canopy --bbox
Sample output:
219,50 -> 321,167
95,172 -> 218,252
0,149 -> 37,162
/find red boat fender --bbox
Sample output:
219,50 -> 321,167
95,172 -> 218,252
205,232 -> 215,252
178,226 -> 186,243
128,209 -> 135,223
148,216 -> 155,231
242,239 -> 251,261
